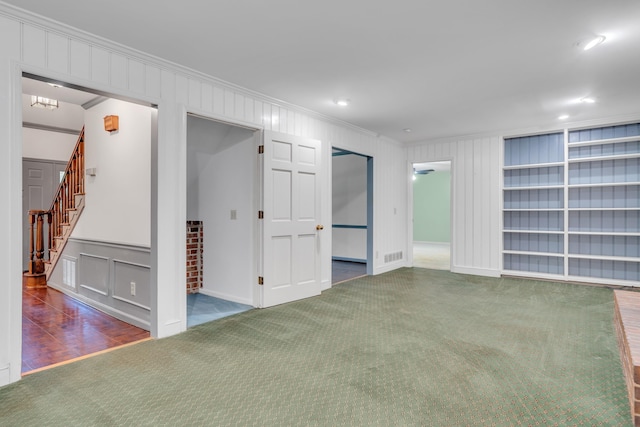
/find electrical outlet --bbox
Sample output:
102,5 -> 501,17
130,281 -> 136,296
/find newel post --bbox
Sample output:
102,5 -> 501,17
25,210 -> 47,288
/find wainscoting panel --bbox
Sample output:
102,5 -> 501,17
113,259 -> 151,324
78,253 -> 110,303
49,238 -> 151,329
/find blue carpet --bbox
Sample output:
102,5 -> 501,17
332,260 -> 366,284
187,293 -> 252,327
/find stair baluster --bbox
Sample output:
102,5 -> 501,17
24,127 -> 85,288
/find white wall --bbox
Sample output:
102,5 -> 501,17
22,127 -> 77,161
187,117 -> 256,305
332,153 -> 367,261
0,5 -> 407,386
373,140 -> 409,274
407,137 -> 501,277
71,98 -> 152,246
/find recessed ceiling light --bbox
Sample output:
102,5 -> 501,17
558,114 -> 569,120
334,98 -> 350,107
403,128 -> 412,133
581,97 -> 596,104
582,35 -> 606,51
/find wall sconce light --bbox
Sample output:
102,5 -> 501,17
104,115 -> 119,133
31,96 -> 59,109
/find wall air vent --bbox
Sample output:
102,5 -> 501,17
384,251 -> 403,263
62,256 -> 77,289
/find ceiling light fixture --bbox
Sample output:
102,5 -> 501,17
558,114 -> 569,120
582,35 -> 606,51
334,98 -> 350,107
581,97 -> 596,104
30,95 -> 59,109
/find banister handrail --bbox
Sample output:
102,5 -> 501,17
49,126 -> 84,213
48,127 -> 84,252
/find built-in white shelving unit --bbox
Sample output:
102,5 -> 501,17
503,123 -> 640,285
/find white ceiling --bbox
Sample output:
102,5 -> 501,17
7,0 -> 640,143
22,77 -> 97,106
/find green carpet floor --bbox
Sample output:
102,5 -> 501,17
0,268 -> 631,426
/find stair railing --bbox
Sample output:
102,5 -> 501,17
26,127 -> 84,279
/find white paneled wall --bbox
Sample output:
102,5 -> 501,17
408,136 -> 501,276
0,5 -> 407,386
376,138 -> 409,273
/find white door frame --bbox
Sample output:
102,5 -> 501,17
184,112 -> 261,311
330,147 -> 374,275
407,157 -> 454,270
6,66 -> 159,384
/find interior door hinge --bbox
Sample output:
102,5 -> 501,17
258,210 -> 264,219
258,276 -> 264,285
258,145 -> 264,154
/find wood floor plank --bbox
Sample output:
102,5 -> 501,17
22,284 -> 150,373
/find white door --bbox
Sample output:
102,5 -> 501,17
261,130 -> 323,307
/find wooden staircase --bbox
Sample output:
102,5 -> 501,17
24,128 -> 85,288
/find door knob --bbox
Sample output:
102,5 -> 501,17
316,224 -> 324,231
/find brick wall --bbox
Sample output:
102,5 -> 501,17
186,221 -> 203,294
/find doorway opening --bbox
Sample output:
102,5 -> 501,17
412,160 -> 452,270
331,147 -> 373,283
185,115 -> 258,326
20,74 -> 156,372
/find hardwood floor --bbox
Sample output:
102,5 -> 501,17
22,262 -> 363,373
22,284 -> 150,373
